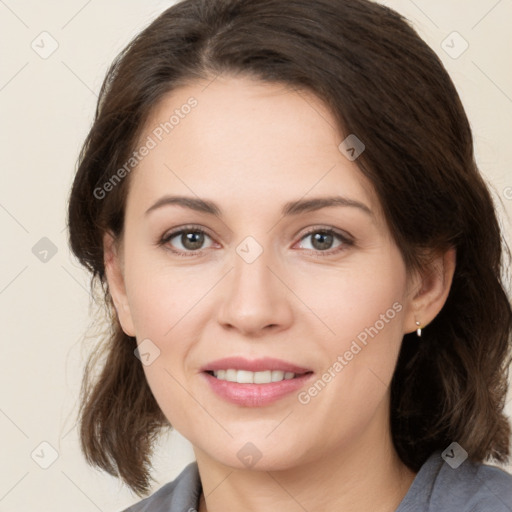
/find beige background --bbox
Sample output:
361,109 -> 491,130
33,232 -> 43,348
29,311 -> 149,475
1,1 -> 511,511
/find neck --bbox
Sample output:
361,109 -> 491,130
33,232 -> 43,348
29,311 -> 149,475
194,400 -> 417,512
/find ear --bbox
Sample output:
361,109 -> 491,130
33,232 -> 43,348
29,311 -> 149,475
403,247 -> 456,334
103,231 -> 136,337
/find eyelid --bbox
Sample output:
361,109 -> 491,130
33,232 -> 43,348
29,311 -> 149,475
294,225 -> 354,244
160,224 -> 215,242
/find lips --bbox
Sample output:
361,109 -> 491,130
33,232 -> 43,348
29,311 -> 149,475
201,371 -> 315,407
200,357 -> 314,406
200,356 -> 312,374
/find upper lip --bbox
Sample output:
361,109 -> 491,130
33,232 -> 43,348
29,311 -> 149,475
200,357 -> 312,374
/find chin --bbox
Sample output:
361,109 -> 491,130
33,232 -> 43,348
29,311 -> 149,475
204,440 -> 306,472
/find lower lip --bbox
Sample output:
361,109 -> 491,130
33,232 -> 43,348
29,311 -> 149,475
201,371 -> 314,407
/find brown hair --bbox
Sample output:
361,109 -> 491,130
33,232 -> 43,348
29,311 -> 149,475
67,0 -> 512,495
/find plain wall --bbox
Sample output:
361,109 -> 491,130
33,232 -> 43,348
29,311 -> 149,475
1,1 -> 511,511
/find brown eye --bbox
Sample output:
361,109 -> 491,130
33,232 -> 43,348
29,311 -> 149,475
176,231 -> 206,251
160,226 -> 214,255
310,231 -> 335,251
297,228 -> 353,255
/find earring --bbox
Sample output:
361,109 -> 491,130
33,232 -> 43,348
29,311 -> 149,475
415,321 -> 422,338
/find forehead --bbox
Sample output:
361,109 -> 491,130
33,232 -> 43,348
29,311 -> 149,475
127,75 -> 378,217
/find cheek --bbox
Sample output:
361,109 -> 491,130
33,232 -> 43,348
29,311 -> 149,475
297,253 -> 408,402
299,256 -> 407,347
124,246 -> 203,339
125,260 -> 205,431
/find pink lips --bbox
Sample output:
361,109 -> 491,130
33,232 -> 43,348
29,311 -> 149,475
200,357 -> 314,407
200,356 -> 312,374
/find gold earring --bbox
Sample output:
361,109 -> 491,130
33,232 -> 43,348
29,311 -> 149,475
415,321 -> 422,338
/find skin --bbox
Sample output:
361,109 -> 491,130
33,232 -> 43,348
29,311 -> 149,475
104,75 -> 456,512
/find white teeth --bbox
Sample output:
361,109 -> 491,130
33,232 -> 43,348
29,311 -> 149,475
225,369 -> 237,382
272,370 -> 284,382
254,370 -> 272,383
237,370 -> 255,384
212,369 -> 297,383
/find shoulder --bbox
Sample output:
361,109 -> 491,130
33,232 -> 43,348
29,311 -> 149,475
120,461 -> 202,512
398,449 -> 512,512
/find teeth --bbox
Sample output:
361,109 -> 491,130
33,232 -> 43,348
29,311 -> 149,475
212,369 -> 296,383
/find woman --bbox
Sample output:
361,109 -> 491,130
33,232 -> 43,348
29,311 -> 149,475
67,0 -> 512,510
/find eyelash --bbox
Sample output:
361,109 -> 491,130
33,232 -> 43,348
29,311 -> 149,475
157,224 -> 354,258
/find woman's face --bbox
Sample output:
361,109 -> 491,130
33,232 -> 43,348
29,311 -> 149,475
107,75 -> 422,470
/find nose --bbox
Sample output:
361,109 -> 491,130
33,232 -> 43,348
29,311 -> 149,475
216,245 -> 294,337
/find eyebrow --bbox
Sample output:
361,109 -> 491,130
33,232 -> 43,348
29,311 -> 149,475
144,195 -> 373,218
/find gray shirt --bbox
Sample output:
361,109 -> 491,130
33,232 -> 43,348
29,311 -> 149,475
121,449 -> 512,511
